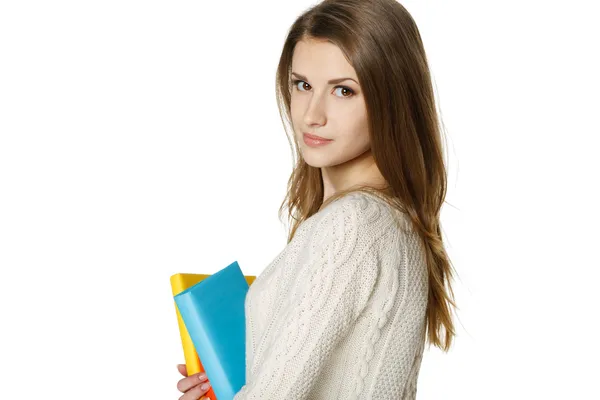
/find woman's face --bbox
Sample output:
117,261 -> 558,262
290,38 -> 370,168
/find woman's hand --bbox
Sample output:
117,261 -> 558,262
176,363 -> 212,400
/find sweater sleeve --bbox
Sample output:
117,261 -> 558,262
233,197 -> 383,400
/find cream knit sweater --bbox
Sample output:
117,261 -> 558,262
233,191 -> 429,400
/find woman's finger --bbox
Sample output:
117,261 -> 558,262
178,379 -> 212,400
177,371 -> 209,393
177,364 -> 187,377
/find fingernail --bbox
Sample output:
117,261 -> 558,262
199,372 -> 207,380
201,382 -> 210,390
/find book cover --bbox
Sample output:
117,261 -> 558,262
172,261 -> 256,400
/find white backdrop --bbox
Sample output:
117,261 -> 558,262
1,0 -> 598,399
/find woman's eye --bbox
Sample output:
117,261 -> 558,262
334,86 -> 354,98
294,79 -> 310,92
292,79 -> 354,98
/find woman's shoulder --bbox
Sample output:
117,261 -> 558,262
298,192 -> 413,255
316,191 -> 415,236
289,191 -> 417,256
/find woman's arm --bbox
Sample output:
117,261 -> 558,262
234,197 -> 386,400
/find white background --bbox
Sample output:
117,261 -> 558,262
1,0 -> 598,399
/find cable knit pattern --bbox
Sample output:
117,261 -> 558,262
354,232 -> 401,397
233,192 -> 429,400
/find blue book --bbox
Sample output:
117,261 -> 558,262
174,261 -> 249,400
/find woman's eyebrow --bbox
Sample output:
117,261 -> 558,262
291,72 -> 358,85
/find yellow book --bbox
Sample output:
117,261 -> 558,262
170,273 -> 257,379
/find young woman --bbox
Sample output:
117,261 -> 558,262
176,0 -> 457,399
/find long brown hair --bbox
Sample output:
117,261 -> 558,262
274,0 -> 458,352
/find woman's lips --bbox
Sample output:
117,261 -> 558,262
303,133 -> 333,147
